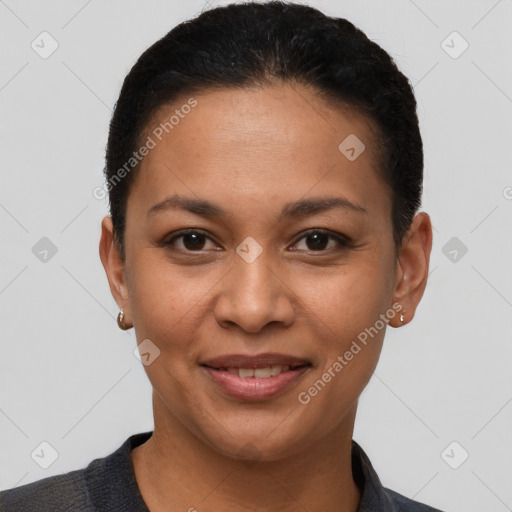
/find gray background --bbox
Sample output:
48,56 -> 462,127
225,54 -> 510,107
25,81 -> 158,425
1,0 -> 511,510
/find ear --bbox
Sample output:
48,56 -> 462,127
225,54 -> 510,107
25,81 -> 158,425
390,212 -> 433,327
99,216 -> 132,328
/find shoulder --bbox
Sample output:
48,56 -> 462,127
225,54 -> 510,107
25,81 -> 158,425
351,440 -> 446,512
0,468 -> 92,512
384,487 -> 445,511
0,431 -> 152,512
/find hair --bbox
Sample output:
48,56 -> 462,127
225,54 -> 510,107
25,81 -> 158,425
104,0 -> 423,261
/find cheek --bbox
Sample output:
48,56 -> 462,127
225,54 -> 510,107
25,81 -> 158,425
126,256 -> 202,406
293,258 -> 391,411
127,248 -> 208,334
125,256 -> 198,380
295,304 -> 386,438
301,255 -> 392,344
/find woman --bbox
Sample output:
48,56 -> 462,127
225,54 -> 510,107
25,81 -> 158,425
0,1 -> 441,510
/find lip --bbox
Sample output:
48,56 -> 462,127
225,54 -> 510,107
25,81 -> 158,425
200,353 -> 311,402
201,352 -> 310,369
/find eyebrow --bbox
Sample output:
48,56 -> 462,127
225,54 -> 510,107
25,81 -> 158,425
147,194 -> 367,219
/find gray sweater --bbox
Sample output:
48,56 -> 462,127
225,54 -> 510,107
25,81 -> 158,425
0,431 -> 445,511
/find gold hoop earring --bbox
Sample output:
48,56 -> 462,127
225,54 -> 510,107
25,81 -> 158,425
117,309 -> 130,330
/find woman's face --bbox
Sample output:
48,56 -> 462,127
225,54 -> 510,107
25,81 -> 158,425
102,82 -> 430,460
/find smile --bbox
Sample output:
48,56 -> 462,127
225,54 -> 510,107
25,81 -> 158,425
210,364 -> 307,379
200,353 -> 311,401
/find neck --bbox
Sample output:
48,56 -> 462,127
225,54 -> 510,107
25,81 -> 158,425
132,393 -> 362,512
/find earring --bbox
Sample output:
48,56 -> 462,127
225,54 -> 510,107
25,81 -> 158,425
400,309 -> 405,323
117,309 -> 130,330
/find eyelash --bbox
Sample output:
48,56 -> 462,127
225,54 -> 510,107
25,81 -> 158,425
162,228 -> 352,254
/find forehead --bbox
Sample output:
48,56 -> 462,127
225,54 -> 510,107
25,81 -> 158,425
130,83 -> 391,221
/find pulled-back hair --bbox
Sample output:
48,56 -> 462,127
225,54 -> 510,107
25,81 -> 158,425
105,1 -> 423,260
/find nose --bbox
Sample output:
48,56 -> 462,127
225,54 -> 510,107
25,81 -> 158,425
213,249 -> 296,333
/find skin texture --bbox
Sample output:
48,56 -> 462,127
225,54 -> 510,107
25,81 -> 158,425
99,82 -> 432,512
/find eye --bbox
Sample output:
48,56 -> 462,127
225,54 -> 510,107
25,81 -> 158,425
290,229 -> 351,252
164,229 -> 218,252
162,228 -> 352,254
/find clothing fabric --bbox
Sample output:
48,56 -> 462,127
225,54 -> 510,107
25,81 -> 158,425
0,431 -> 444,511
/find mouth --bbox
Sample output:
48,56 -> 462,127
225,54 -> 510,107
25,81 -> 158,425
202,364 -> 309,379
201,353 -> 311,376
200,353 -> 312,401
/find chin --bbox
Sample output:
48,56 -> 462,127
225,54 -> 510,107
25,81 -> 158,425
199,421 -> 313,463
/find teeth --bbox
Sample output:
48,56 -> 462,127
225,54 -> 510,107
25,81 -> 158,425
271,365 -> 282,376
254,367 -> 272,378
224,365 -> 295,378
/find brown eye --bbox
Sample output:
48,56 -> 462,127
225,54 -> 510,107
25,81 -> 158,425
305,232 -> 330,251
164,230 -> 217,252
291,229 -> 351,252
180,232 -> 207,250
